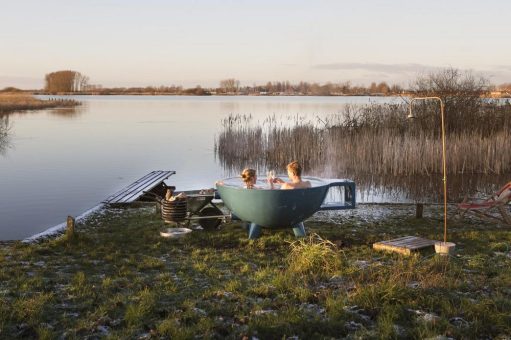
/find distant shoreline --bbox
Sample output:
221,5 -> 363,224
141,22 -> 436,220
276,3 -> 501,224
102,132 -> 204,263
32,92 -> 511,99
32,92 -> 405,97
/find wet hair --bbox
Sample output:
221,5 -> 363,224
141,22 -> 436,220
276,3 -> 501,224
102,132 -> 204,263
241,168 -> 257,184
287,161 -> 302,177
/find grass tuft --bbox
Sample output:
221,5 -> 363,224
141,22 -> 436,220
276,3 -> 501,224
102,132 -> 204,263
286,233 -> 342,282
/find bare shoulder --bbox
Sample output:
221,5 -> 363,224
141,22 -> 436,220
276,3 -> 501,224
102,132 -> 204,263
296,181 -> 311,189
281,183 -> 292,190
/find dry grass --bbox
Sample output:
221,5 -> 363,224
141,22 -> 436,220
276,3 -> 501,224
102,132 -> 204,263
324,130 -> 511,176
0,92 -> 79,113
215,102 -> 511,200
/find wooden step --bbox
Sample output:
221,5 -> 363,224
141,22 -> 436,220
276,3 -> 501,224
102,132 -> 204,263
373,236 -> 436,256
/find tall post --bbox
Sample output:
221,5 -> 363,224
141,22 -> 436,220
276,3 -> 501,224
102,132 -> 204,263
439,100 -> 448,243
66,215 -> 75,241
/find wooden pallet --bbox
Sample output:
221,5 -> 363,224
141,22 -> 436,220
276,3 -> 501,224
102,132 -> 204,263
103,170 -> 175,204
373,236 -> 436,256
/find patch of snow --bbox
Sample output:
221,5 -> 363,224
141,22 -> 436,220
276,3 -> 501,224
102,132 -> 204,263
252,309 -> 276,316
193,307 -> 207,316
215,291 -> 234,299
407,281 -> 420,289
408,309 -> 440,324
345,320 -> 363,331
97,325 -> 110,334
393,324 -> 406,336
449,316 -> 469,328
353,260 -> 369,269
299,303 -> 326,315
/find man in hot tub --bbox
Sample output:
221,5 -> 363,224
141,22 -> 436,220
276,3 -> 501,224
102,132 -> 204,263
271,161 -> 311,189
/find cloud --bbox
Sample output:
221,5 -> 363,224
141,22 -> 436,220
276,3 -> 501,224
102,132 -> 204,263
490,65 -> 511,71
309,62 -> 445,84
471,66 -> 511,84
311,62 -> 511,85
312,62 -> 441,74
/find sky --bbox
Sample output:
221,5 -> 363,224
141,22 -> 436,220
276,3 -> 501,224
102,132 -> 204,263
1,0 -> 510,89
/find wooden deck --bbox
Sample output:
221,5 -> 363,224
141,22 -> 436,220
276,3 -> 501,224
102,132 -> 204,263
373,236 -> 436,256
102,170 -> 175,204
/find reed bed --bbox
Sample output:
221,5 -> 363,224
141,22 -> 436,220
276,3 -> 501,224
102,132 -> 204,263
0,115 -> 10,155
0,92 -> 79,113
215,102 -> 511,200
324,130 -> 511,176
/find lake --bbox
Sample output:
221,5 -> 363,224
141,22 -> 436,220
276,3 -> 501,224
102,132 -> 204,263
1,95 -> 407,240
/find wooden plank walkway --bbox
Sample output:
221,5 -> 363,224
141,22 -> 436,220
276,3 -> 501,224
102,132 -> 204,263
373,236 -> 436,256
102,170 -> 175,204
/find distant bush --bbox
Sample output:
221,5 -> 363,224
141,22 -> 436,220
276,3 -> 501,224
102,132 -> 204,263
0,87 -> 23,93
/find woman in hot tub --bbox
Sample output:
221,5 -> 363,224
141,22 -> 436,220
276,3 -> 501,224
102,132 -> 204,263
241,168 -> 259,189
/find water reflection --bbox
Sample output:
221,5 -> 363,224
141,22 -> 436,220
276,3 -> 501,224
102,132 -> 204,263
0,115 -> 12,156
48,105 -> 84,117
350,173 -> 510,202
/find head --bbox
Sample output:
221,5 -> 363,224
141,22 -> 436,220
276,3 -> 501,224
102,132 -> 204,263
241,168 -> 257,187
286,161 -> 302,179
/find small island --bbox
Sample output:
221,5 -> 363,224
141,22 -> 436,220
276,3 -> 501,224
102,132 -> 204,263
0,91 -> 79,114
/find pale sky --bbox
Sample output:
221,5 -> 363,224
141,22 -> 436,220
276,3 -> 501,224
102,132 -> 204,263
1,0 -> 510,89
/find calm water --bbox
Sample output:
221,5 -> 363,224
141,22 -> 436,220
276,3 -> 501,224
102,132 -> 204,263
0,95 -> 401,240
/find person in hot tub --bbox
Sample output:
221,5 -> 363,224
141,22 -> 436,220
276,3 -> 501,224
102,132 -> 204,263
272,161 -> 311,189
215,168 -> 259,189
241,168 -> 258,189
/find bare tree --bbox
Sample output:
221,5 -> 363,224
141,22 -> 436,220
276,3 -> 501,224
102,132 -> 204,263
219,79 -> 240,94
412,68 -> 489,134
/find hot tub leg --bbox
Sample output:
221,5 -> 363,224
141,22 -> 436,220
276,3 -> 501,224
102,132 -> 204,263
292,222 -> 306,238
248,223 -> 262,239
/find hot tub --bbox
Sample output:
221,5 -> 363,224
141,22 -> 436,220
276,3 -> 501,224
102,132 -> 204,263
216,177 -> 355,238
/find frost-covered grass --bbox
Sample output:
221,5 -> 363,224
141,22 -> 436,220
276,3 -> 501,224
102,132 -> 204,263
0,204 -> 510,338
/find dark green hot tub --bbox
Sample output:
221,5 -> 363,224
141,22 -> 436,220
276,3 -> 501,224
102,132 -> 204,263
216,177 -> 355,238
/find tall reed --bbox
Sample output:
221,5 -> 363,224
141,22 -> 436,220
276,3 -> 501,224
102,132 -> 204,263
0,115 -> 10,155
215,102 -> 511,200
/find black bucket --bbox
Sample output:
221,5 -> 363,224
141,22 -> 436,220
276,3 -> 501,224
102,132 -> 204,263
161,199 -> 188,223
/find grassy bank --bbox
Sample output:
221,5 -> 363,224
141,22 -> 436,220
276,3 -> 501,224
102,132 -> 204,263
0,93 -> 79,114
1,205 -> 510,338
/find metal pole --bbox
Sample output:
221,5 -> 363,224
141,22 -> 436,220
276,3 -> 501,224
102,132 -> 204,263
409,97 -> 448,243
439,100 -> 448,243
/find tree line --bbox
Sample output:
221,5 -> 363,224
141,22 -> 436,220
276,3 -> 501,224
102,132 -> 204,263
40,72 -> 406,96
36,69 -> 510,97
